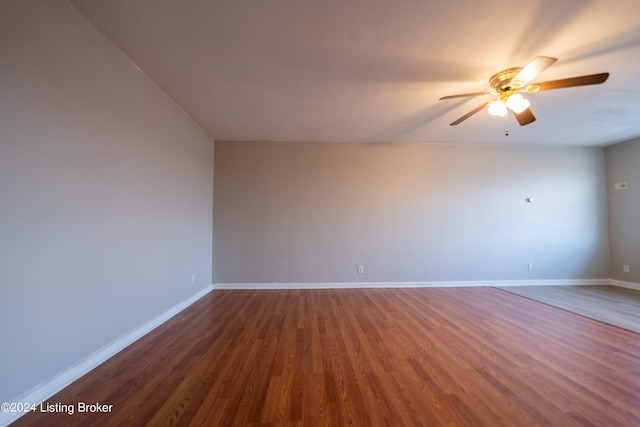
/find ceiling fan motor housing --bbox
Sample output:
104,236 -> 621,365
489,67 -> 523,92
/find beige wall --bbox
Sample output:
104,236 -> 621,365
213,141 -> 610,284
0,1 -> 213,403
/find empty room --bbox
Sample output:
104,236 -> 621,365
2,0 -> 640,426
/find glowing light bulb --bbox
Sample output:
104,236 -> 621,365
488,100 -> 507,117
506,94 -> 530,114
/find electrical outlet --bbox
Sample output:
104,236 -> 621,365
528,263 -> 534,271
357,265 -> 364,274
623,265 -> 630,273
191,274 -> 196,284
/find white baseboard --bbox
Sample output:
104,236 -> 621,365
0,285 -> 214,427
610,279 -> 640,291
213,281 -> 489,289
213,278 -> 611,290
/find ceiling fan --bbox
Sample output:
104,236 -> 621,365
439,56 -> 609,126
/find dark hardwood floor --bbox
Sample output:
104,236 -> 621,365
12,287 -> 640,426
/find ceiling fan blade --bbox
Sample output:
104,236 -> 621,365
513,107 -> 536,126
532,72 -> 609,91
449,102 -> 490,126
509,56 -> 557,87
439,91 -> 494,100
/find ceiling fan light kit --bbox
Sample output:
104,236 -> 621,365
439,56 -> 609,127
487,100 -> 508,117
506,94 -> 530,114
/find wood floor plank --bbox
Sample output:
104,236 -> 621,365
11,287 -> 640,426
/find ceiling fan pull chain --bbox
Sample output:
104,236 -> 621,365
505,114 -> 509,136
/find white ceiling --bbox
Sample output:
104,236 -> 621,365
72,0 -> 640,146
